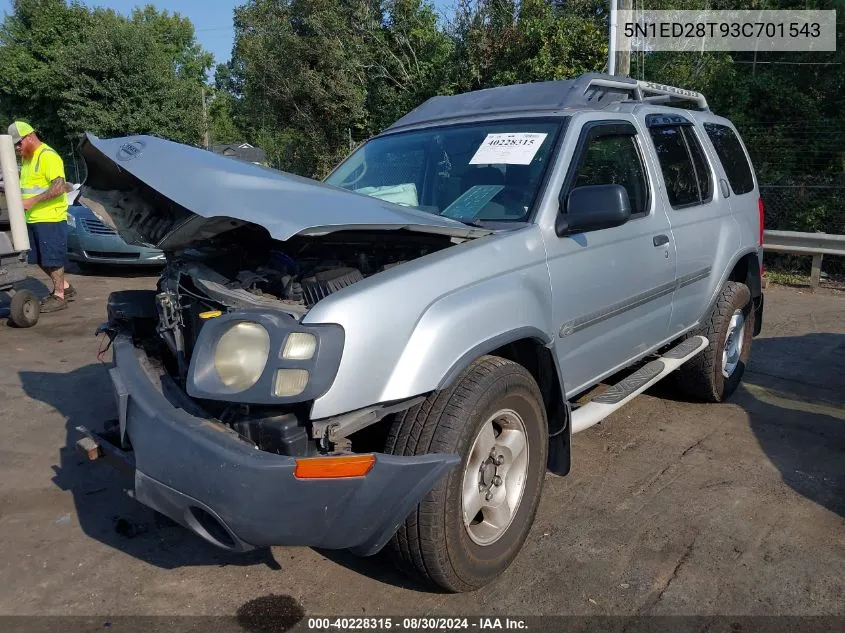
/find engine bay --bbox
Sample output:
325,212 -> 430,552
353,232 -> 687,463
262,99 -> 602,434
171,226 -> 454,312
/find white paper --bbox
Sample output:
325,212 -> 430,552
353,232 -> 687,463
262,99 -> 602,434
469,133 -> 548,165
357,183 -> 419,207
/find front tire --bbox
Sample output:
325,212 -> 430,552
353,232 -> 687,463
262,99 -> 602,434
386,356 -> 548,592
676,281 -> 755,402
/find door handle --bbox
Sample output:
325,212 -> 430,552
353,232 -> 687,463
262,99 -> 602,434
653,234 -> 670,247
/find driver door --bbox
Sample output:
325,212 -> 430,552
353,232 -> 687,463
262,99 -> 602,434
542,115 -> 677,396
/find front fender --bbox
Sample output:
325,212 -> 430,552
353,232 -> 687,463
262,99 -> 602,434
304,226 -> 553,420
380,274 -> 554,402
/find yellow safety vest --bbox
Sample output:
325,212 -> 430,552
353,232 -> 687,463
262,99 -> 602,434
20,143 -> 68,223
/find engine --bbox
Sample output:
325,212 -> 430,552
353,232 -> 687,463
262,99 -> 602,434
195,229 -> 451,310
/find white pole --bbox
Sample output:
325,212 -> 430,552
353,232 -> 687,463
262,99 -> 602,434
608,0 -> 618,76
0,134 -> 30,252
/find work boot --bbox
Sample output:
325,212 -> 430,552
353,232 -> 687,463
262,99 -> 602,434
65,284 -> 77,300
41,294 -> 68,313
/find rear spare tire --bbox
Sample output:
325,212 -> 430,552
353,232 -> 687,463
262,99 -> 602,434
676,280 -> 754,402
386,355 -> 548,592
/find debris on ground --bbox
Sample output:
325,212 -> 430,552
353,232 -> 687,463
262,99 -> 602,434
114,517 -> 148,538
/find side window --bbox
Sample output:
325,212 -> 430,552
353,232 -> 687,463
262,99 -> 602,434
569,131 -> 649,216
685,128 -> 712,202
704,123 -> 755,195
649,125 -> 713,208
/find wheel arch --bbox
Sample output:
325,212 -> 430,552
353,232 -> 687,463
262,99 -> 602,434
726,249 -> 764,336
699,248 -> 763,338
440,333 -> 572,476
728,250 -> 763,299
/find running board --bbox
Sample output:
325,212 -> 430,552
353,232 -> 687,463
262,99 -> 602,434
571,336 -> 709,434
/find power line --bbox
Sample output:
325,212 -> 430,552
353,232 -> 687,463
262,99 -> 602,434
733,61 -> 842,66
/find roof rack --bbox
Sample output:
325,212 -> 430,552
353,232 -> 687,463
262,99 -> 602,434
587,77 -> 709,111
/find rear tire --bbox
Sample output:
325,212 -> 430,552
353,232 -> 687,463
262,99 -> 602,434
675,281 -> 754,402
386,355 -> 548,592
9,290 -> 40,328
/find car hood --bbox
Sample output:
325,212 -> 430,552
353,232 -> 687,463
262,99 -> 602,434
78,133 -> 490,250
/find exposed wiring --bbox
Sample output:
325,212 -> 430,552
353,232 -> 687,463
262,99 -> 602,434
96,334 -> 113,363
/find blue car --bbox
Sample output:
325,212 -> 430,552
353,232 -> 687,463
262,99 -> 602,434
66,204 -> 165,267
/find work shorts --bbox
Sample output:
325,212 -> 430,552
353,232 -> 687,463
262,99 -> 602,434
27,221 -> 68,268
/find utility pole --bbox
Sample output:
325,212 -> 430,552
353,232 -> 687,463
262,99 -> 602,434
614,0 -> 632,77
201,86 -> 210,149
608,0 -> 617,75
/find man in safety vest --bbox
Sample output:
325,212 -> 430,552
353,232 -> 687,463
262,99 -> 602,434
8,121 -> 76,312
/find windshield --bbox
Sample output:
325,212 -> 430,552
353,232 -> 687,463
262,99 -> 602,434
325,120 -> 562,223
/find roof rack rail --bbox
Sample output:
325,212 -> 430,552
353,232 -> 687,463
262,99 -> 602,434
586,77 -> 709,111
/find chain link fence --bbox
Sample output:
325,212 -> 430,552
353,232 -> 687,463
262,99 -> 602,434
760,184 -> 845,276
62,150 -> 87,184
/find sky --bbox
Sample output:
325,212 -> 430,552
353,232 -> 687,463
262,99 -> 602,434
0,0 -> 456,67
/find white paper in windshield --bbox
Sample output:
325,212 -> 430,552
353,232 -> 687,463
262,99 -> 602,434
469,133 -> 548,165
357,183 -> 419,207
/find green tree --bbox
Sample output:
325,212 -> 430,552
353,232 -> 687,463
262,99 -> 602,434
207,88 -> 244,145
452,0 -> 607,91
227,0 -> 453,176
228,0 -> 373,176
0,0 -> 213,149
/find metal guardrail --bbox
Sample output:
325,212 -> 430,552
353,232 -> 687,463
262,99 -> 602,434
763,230 -> 845,289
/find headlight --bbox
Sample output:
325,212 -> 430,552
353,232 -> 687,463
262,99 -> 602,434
187,311 -> 344,404
274,369 -> 309,397
66,213 -> 76,228
282,332 -> 317,360
213,322 -> 271,391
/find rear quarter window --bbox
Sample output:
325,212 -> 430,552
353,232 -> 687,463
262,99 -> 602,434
703,123 -> 755,195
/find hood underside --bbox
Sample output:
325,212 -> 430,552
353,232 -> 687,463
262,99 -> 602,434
79,133 -> 490,250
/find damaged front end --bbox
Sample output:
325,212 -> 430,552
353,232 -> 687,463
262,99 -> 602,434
99,225 -> 454,457
79,133 -> 469,554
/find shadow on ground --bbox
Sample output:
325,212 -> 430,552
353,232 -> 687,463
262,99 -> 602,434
19,363 -> 281,571
651,333 -> 845,519
314,548 -> 438,593
738,333 -> 845,518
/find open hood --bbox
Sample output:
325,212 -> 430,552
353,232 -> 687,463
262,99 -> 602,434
79,133 -> 490,250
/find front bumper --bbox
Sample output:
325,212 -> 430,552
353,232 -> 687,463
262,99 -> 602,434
83,335 -> 458,555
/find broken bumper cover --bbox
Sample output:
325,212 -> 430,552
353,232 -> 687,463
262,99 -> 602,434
84,335 -> 459,556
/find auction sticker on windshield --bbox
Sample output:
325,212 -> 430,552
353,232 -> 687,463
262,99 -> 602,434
469,133 -> 548,165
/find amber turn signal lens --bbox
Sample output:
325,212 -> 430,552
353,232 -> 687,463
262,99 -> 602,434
294,454 -> 375,479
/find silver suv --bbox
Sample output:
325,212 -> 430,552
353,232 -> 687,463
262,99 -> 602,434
77,73 -> 764,592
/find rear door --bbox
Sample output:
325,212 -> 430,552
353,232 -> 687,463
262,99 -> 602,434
542,114 -> 677,396
701,121 -> 761,255
642,114 -> 739,333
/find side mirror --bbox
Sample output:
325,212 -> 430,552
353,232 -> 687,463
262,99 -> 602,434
556,184 -> 632,236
